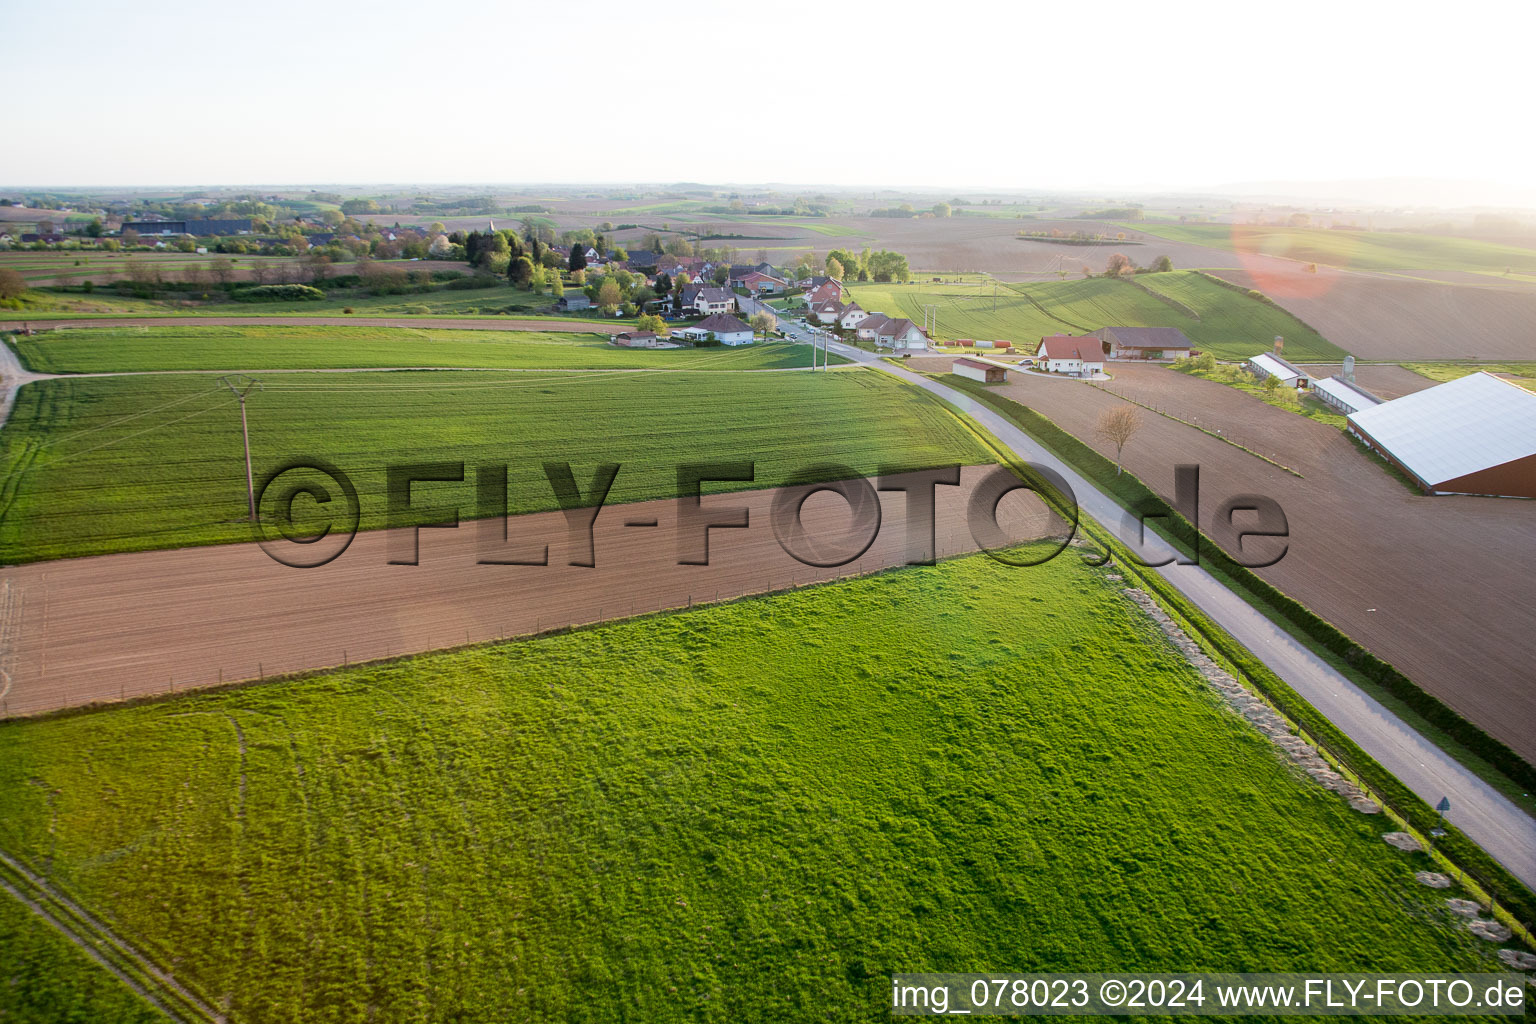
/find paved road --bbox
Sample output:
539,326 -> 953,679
762,302 -> 1536,890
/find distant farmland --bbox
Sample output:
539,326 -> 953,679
0,552 -> 1503,1022
849,271 -> 1342,360
1131,222 -> 1536,274
0,368 -> 988,562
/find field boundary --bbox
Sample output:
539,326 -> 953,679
931,375 -> 1536,933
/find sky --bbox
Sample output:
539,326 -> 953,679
7,0 -> 1535,199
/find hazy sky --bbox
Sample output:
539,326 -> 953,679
7,0 -> 1533,194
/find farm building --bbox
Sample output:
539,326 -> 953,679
677,313 -> 754,346
1346,372 -> 1536,498
1035,335 -> 1106,376
613,331 -> 675,348
557,295 -> 592,311
1248,353 -> 1310,388
1091,326 -> 1194,361
1312,376 -> 1383,415
952,357 -> 1008,383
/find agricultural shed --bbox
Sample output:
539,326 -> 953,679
1313,375 -> 1382,415
614,331 -> 675,348
1346,371 -> 1536,497
1248,352 -> 1309,388
952,357 -> 1008,383
1092,326 -> 1193,361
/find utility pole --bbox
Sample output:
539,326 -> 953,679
220,374 -> 262,521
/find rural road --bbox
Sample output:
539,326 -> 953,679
769,303 -> 1536,890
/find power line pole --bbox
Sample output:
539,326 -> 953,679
219,374 -> 262,521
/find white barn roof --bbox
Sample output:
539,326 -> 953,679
1313,375 -> 1382,413
1346,372 -> 1536,488
1248,353 -> 1302,381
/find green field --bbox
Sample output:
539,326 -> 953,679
1129,223 -> 1536,273
849,271 -> 1342,360
0,552 -> 1504,1022
9,325 -> 834,373
0,368 -> 988,562
0,898 -> 163,1024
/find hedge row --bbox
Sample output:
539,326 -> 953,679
229,284 -> 324,302
939,376 -> 1536,930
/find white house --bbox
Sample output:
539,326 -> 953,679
870,317 -> 930,352
855,313 -> 890,342
678,313 -> 755,346
837,303 -> 868,330
811,298 -> 843,324
1035,335 -> 1105,376
683,286 -> 735,316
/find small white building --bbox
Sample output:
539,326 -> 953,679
837,303 -> 868,330
677,313 -> 755,346
870,317 -> 930,352
1248,352 -> 1309,389
613,331 -> 676,349
1312,375 -> 1382,415
1035,335 -> 1105,376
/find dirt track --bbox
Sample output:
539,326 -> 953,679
0,316 -> 625,335
971,365 -> 1536,761
0,466 -> 1062,717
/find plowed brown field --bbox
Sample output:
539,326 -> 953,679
0,466 -> 1062,718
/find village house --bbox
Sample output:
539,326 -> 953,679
1035,335 -> 1106,376
837,303 -> 869,330
682,286 -> 735,316
676,313 -> 755,346
869,317 -> 930,352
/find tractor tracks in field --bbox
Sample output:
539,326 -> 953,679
0,848 -> 226,1023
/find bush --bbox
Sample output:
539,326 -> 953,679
445,275 -> 500,291
230,284 -> 325,303
405,305 -> 430,315
343,307 -> 355,314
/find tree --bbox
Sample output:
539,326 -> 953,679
827,249 -> 859,278
509,255 -> 534,288
825,257 -> 845,281
749,310 -> 777,341
1104,252 -> 1133,277
931,202 -> 951,218
1095,406 -> 1142,475
86,218 -> 104,238
120,228 -> 139,248
654,272 -> 672,295
568,247 -> 587,274
636,313 -> 669,336
0,268 -> 26,299
550,273 -> 564,299
305,252 -> 333,285
598,279 -> 622,312
209,258 -> 235,287
1149,254 -> 1173,274
428,234 -> 453,258
711,266 -> 729,286
37,219 -> 54,235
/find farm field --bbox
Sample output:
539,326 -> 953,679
849,271 -> 1342,360
0,552 -> 1506,1023
0,368 -> 987,562
1400,361 -> 1536,390
0,250 -> 334,285
976,363 -> 1536,764
8,325 -> 830,373
1130,222 -> 1536,274
0,897 -> 163,1024
1207,263 -> 1536,360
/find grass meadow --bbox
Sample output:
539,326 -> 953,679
848,271 -> 1341,360
1400,361 -> 1536,391
0,368 -> 988,562
9,325 -> 834,373
1129,223 -> 1536,274
0,552 -> 1504,1023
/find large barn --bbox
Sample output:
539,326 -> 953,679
1346,371 -> 1536,498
